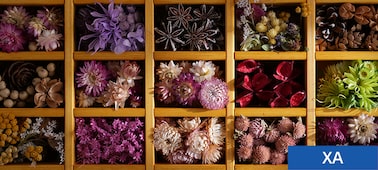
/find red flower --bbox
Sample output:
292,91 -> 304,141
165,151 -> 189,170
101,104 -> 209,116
236,60 -> 260,74
236,72 -> 271,107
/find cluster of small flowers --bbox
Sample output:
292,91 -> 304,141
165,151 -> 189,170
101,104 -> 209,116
155,60 -> 229,110
236,0 -> 303,51
235,116 -> 306,164
236,60 -> 306,107
0,113 -> 64,165
0,6 -> 63,52
75,117 -> 144,164
0,62 -> 63,108
77,1 -> 145,54
75,60 -> 143,110
153,117 -> 225,164
154,4 -> 224,51
317,113 -> 378,145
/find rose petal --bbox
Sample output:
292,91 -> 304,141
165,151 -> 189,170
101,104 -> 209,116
252,72 -> 271,91
290,81 -> 303,93
270,96 -> 289,107
236,91 -> 253,107
236,60 -> 259,73
273,61 -> 294,81
290,91 -> 306,107
255,91 -> 275,102
274,82 -> 292,97
242,75 -> 253,91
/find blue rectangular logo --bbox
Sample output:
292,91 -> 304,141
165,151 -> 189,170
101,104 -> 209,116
288,146 -> 378,170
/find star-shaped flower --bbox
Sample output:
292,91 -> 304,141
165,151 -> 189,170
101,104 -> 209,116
167,4 -> 193,29
155,21 -> 185,51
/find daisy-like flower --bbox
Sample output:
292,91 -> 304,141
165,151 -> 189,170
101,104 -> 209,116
190,61 -> 216,82
36,29 -> 63,51
202,144 -> 222,164
37,7 -> 63,31
206,117 -> 225,146
103,78 -> 130,110
317,118 -> 348,145
178,117 -> 201,133
155,80 -> 175,104
198,78 -> 229,110
28,17 -> 45,37
348,113 -> 378,145
157,61 -> 182,81
76,61 -> 109,97
1,6 -> 30,28
185,130 -> 209,159
117,61 -> 143,87
0,23 -> 25,52
154,121 -> 182,156
173,73 -> 200,106
76,90 -> 95,107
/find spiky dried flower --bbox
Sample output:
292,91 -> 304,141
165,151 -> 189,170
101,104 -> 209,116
348,113 -> 378,145
0,23 -> 25,52
252,145 -> 270,164
235,115 -> 250,132
1,6 -> 30,28
76,61 -> 109,97
173,73 -> 200,106
190,60 -> 216,82
154,121 -> 182,156
198,78 -> 229,110
157,60 -> 182,81
36,30 -> 63,51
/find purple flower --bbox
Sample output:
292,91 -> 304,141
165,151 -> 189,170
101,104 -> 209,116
0,23 -> 25,52
173,73 -> 200,106
76,61 -> 109,97
198,78 -> 229,110
317,118 -> 348,145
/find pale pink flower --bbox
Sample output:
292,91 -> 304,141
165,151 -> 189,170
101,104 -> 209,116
275,135 -> 296,153
237,145 -> 252,161
202,144 -> 222,164
185,130 -> 209,159
190,60 -> 216,82
36,29 -> 63,51
264,127 -> 280,143
157,60 -> 182,81
270,150 -> 286,164
154,121 -> 182,156
167,149 -> 195,164
178,117 -> 201,133
76,90 -> 95,107
249,118 -> 267,138
239,133 -> 254,147
103,78 -> 130,110
278,117 -> 294,133
198,78 -> 229,110
252,145 -> 270,164
293,117 -> 306,140
235,115 -> 250,131
207,117 -> 225,146
117,61 -> 142,87
155,80 -> 175,104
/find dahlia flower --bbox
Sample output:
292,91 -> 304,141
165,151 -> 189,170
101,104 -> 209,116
270,150 -> 286,164
235,115 -> 250,132
207,117 -> 225,146
252,145 -> 270,164
117,61 -> 142,87
155,80 -> 175,104
198,78 -> 229,110
348,113 -> 378,145
154,121 -> 182,156
173,73 -> 200,106
249,118 -> 267,138
177,117 -> 201,133
157,60 -> 182,81
190,61 -> 216,82
103,78 -> 130,110
185,130 -> 209,159
237,145 -> 252,161
275,135 -> 296,153
1,6 -> 30,28
0,23 -> 25,52
36,29 -> 63,51
76,61 -> 109,97
317,118 -> 348,145
202,144 -> 222,164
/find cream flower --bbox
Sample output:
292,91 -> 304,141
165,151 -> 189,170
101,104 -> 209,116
202,144 -> 222,164
190,61 -> 216,82
178,117 -> 201,133
348,113 -> 378,145
185,130 -> 209,159
76,90 -> 95,107
157,60 -> 182,81
154,121 -> 182,156
103,78 -> 130,110
207,117 -> 225,146
36,29 -> 62,51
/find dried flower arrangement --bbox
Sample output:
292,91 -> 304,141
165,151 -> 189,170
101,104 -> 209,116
75,60 -> 144,109
317,113 -> 378,145
234,116 -> 306,164
316,3 -> 378,51
155,60 -> 228,110
0,6 -> 63,52
153,117 -> 225,164
236,0 -> 307,51
317,60 -> 378,111
76,1 -> 145,54
154,4 -> 225,51
0,113 -> 64,165
75,117 -> 144,164
0,61 -> 64,108
236,60 -> 306,107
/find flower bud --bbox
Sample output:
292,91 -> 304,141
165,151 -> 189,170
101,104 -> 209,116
0,88 -> 10,98
19,91 -> 28,101
0,81 -> 6,90
10,90 -> 18,100
46,63 -> 56,72
3,99 -> 14,108
38,68 -> 48,78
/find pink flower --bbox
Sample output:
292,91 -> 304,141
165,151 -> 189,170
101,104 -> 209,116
167,149 -> 194,164
173,73 -> 200,106
270,150 -> 286,164
237,145 -> 252,161
239,133 -> 254,147
264,127 -> 280,143
293,118 -> 306,140
0,23 -> 25,52
317,118 -> 348,145
235,115 -> 250,131
36,29 -> 63,51
202,144 -> 222,164
275,135 -> 296,153
249,118 -> 267,138
277,117 -> 294,133
118,61 -> 142,87
103,78 -> 130,110
198,78 -> 229,110
155,80 -> 175,104
76,61 -> 109,97
252,145 -> 270,164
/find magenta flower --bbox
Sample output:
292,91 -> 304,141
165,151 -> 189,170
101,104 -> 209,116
173,73 -> 200,106
76,61 -> 109,97
198,78 -> 229,110
236,72 -> 272,107
317,118 -> 348,145
0,23 -> 25,52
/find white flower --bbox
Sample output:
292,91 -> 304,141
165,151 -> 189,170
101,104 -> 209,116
154,121 -> 182,156
36,29 -> 62,51
348,113 -> 378,145
190,61 -> 216,82
202,144 -> 222,164
157,60 -> 182,81
207,117 -> 225,146
178,117 -> 201,133
185,130 -> 209,159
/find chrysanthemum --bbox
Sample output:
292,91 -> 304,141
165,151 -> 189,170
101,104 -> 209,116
76,61 -> 109,97
1,6 -> 30,28
270,150 -> 286,164
237,145 -> 252,161
202,144 -> 222,164
177,117 -> 201,133
190,61 -> 216,82
249,118 -> 268,138
36,29 -> 63,51
118,61 -> 142,87
275,135 -> 296,153
154,121 -> 182,156
235,115 -> 250,132
27,17 -> 45,37
76,90 -> 95,107
103,78 -> 130,110
155,80 -> 175,104
252,145 -> 271,164
173,73 -> 200,106
317,118 -> 348,145
278,117 -> 294,133
185,130 -> 209,159
37,7 -> 63,31
198,78 -> 229,110
348,113 -> 378,145
0,23 -> 25,52
157,60 -> 182,81
207,117 -> 225,146
239,133 -> 254,147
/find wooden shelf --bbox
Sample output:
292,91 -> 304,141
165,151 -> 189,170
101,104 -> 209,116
0,0 -> 64,5
235,51 -> 307,60
235,164 -> 287,170
154,51 -> 226,60
316,108 -> 378,117
74,51 -> 145,60
155,108 -> 226,117
155,164 -> 226,170
0,108 -> 64,117
74,108 -> 145,117
316,51 -> 378,60
316,0 -> 378,4
0,52 -> 64,61
0,164 -> 63,170
249,0 -> 305,3
73,164 -> 145,170
235,108 -> 307,117
73,0 -> 144,5
154,0 -> 225,5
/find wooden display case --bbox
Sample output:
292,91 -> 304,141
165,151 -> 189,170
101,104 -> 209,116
0,0 -> 377,170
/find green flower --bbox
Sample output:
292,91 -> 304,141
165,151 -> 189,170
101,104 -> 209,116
317,78 -> 351,109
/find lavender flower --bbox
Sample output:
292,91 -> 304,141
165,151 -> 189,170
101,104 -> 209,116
1,6 -> 30,28
76,61 -> 110,97
198,78 -> 229,110
0,23 -> 26,52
